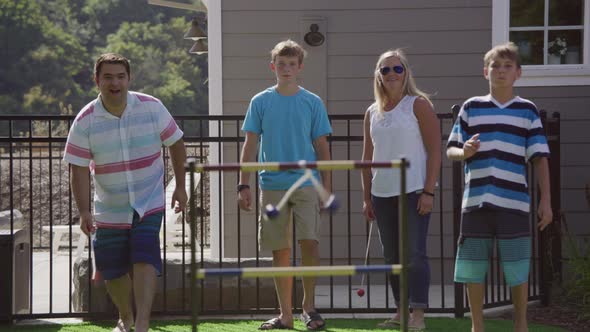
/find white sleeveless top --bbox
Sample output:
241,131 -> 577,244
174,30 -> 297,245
369,95 -> 428,197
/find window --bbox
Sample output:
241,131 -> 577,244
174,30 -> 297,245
493,0 -> 590,86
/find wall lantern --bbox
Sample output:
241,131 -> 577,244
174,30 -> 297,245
304,23 -> 324,47
184,17 -> 207,40
189,39 -> 208,55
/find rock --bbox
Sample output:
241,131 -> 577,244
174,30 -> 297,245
0,210 -> 23,230
72,258 -> 117,314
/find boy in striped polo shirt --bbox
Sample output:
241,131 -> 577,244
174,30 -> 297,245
64,53 -> 187,332
446,42 -> 553,332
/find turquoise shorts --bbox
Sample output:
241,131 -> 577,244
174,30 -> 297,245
454,208 -> 531,287
93,211 -> 163,280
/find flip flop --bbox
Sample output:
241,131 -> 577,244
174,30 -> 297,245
377,318 -> 400,328
112,319 -> 132,332
300,311 -> 326,330
258,317 -> 292,330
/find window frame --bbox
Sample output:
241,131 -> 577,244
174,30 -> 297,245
492,0 -> 590,86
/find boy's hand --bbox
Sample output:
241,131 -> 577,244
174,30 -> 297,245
79,211 -> 95,236
463,133 -> 480,159
537,199 -> 553,231
363,200 -> 375,221
238,188 -> 252,211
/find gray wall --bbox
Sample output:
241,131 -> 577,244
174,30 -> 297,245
518,86 -> 590,237
217,0 -> 590,283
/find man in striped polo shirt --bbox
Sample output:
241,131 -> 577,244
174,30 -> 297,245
447,43 -> 552,332
64,53 -> 187,332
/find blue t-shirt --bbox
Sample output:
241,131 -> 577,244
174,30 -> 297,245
242,86 -> 332,190
447,95 -> 550,215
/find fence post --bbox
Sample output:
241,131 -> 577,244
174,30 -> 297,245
549,112 -> 562,284
539,111 -> 562,306
0,231 -> 14,325
451,105 -> 465,318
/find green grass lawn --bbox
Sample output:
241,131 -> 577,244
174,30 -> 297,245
0,318 -> 568,332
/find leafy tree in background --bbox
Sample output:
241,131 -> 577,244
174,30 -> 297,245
0,0 -> 208,117
102,18 -> 207,114
1,0 -> 87,114
82,0 -> 167,47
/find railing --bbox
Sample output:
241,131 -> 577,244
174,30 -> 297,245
0,111 -> 560,322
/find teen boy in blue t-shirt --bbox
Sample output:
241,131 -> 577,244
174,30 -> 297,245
238,39 -> 332,331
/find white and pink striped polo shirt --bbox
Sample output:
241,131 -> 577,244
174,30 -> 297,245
64,91 -> 183,229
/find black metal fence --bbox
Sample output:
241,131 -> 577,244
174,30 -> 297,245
0,110 -> 560,322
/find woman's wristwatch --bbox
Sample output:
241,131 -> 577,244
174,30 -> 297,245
418,189 -> 435,197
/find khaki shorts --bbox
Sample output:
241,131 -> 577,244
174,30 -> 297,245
259,186 -> 321,251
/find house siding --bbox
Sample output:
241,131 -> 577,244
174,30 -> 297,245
216,0 -> 590,283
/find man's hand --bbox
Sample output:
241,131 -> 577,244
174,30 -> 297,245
238,188 -> 252,211
79,211 -> 95,236
537,199 -> 553,231
463,133 -> 481,159
171,187 -> 188,213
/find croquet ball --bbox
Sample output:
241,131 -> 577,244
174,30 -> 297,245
92,271 -> 103,284
327,198 -> 340,211
357,289 -> 365,297
324,195 -> 340,212
265,204 -> 279,218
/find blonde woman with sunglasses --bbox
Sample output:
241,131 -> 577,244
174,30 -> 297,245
361,49 -> 441,330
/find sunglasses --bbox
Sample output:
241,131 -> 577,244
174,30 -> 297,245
379,65 -> 404,75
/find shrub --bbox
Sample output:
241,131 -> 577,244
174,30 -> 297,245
561,184 -> 590,320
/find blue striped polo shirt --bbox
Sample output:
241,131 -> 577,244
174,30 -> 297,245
447,95 -> 550,215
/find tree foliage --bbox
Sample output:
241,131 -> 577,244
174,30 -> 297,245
0,0 -> 208,116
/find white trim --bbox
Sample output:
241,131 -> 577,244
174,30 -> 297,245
492,0 -> 590,86
147,0 -> 223,258
491,0 -> 509,47
147,0 -> 207,12
208,0 -> 223,259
